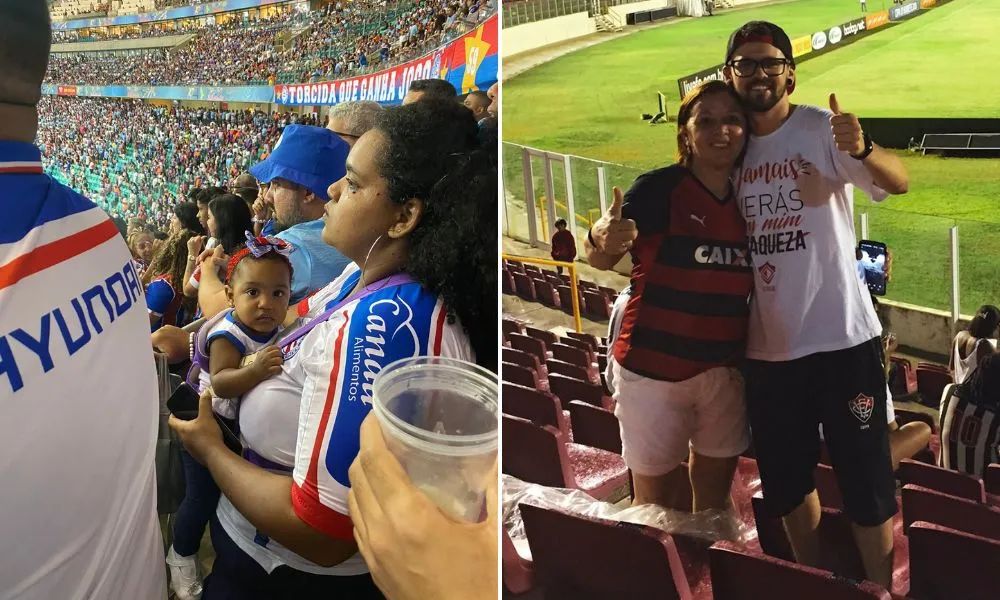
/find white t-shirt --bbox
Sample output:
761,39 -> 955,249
1,153 -> 165,599
217,264 -> 474,575
738,104 -> 889,361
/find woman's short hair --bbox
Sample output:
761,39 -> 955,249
375,100 -> 496,371
675,79 -> 748,168
969,305 -> 1000,338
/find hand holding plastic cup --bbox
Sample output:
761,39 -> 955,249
370,356 -> 498,522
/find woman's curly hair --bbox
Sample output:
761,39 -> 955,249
142,228 -> 198,321
375,100 -> 497,372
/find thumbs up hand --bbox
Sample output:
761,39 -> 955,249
590,186 -> 638,255
829,93 -> 866,156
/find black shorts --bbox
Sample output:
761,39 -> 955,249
743,337 -> 897,527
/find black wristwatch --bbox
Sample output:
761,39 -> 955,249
851,131 -> 874,161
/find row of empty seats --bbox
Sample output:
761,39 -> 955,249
502,322 -> 1000,599
888,358 -> 953,408
502,258 -> 619,321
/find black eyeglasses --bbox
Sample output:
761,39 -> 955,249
727,58 -> 790,78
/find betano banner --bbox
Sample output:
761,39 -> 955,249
274,14 -> 498,107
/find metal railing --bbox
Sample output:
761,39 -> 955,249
502,141 -> 1000,324
502,254 -> 584,333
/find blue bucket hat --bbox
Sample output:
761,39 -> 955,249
249,124 -> 349,201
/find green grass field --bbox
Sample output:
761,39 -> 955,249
503,0 -> 1000,314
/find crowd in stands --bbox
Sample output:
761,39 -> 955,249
45,0 -> 493,85
37,95 -> 321,229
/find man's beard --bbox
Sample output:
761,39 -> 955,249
742,78 -> 787,112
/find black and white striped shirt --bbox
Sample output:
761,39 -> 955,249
938,384 -> 1000,478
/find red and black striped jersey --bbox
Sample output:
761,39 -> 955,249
613,164 -> 753,382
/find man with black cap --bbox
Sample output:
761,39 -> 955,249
723,21 -> 909,588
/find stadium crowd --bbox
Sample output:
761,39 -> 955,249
37,95 -> 320,229
8,0 -> 501,596
46,0 -> 493,85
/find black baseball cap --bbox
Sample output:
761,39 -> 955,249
726,21 -> 795,67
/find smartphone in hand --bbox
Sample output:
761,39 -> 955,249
858,240 -> 888,296
166,383 -> 242,454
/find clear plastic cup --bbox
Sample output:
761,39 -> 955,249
371,356 -> 498,522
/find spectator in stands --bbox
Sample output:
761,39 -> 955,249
549,218 -> 576,274
129,228 -> 156,268
585,80 -> 753,513
326,100 -> 383,148
173,200 -> 206,235
402,78 -> 458,105
487,81 -> 498,118
0,3 -> 167,597
231,171 -> 259,206
950,304 -> 999,384
723,21 -> 909,588
938,353 -> 1000,477
182,193 -> 253,313
348,416 -> 498,600
144,228 -> 196,331
197,124 -> 352,313
169,99 -> 495,600
463,89 -> 491,123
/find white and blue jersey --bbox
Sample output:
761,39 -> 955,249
216,263 -> 473,575
198,309 -> 280,419
0,141 -> 166,598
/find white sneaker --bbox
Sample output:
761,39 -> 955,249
166,545 -> 203,600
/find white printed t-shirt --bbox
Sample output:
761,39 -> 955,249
0,142 -> 165,599
216,263 -> 474,575
738,104 -> 889,361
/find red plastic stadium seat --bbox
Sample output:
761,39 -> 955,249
598,286 -> 618,303
546,359 -> 589,382
502,269 -> 515,295
533,279 -> 562,308
985,464 -> 1000,506
502,361 -> 540,390
505,259 -> 525,274
503,382 -> 570,441
898,459 -> 985,503
709,541 -> 892,600
502,318 -> 524,338
916,367 -> 951,407
901,484 -> 1000,539
512,272 -> 537,302
502,529 -> 535,594
548,373 -> 612,411
502,346 -> 541,373
550,343 -> 591,369
567,400 -> 621,455
523,264 -> 541,276
564,331 -> 599,352
888,356 -> 917,397
557,336 -> 596,360
508,333 -> 547,362
908,521 -> 1000,600
520,503 -> 694,600
502,415 -> 628,502
525,326 -> 559,347
556,285 -> 576,315
583,290 -> 611,320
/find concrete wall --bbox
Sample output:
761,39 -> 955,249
503,12 -> 596,57
608,0 -> 677,21
881,299 -> 968,360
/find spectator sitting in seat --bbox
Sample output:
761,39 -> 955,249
550,219 -> 576,275
938,353 -> 1000,478
877,308 -> 932,471
402,78 -> 458,105
950,304 -> 999,384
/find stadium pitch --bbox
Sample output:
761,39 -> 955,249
503,0 -> 1000,314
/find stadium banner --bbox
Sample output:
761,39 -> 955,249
889,0 -> 920,21
839,17 -> 867,40
42,83 -> 274,103
791,35 -> 813,58
919,0 -> 937,7
865,10 -> 890,30
676,64 -> 726,101
52,0 -> 289,30
274,14 -> 498,106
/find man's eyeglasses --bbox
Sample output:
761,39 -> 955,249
330,130 -> 360,140
727,58 -> 790,78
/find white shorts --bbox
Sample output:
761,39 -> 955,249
611,358 -> 750,476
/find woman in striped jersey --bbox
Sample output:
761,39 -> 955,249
939,353 -> 1000,478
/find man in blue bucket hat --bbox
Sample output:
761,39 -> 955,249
199,124 -> 352,314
